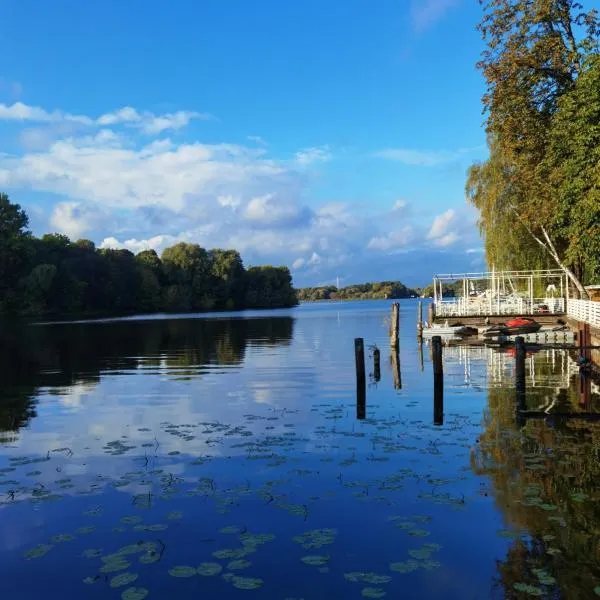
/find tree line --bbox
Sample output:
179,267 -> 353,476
297,281 -> 418,302
0,193 -> 298,317
467,0 -> 600,296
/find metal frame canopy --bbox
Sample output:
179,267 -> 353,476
431,269 -> 567,318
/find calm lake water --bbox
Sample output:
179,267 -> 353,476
1,300 -> 599,599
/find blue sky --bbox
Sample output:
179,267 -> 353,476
0,0 -> 488,286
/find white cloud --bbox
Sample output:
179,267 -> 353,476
428,208 -> 456,239
0,102 -> 92,125
392,199 -> 408,212
0,100 -> 477,286
292,258 -> 306,270
50,202 -> 107,240
367,226 -> 414,251
410,0 -> 461,33
244,193 -> 311,227
375,147 -> 463,166
247,135 -> 267,146
294,145 -> 331,166
0,102 -> 210,134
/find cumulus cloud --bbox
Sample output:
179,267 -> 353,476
0,100 -> 477,286
50,202 -> 108,240
367,226 -> 415,251
410,0 -> 461,33
294,145 -> 331,166
428,208 -> 456,239
0,101 -> 210,134
244,194 -> 312,227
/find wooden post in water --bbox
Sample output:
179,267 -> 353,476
417,301 -> 423,339
418,339 -> 424,372
391,348 -> 402,390
515,336 -> 526,413
432,336 -> 443,425
390,302 -> 400,348
355,338 -> 366,420
427,302 -> 435,327
373,347 -> 381,383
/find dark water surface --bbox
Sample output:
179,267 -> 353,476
1,300 -> 599,599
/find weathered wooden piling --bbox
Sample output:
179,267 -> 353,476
373,347 -> 381,383
390,302 -> 400,348
515,336 -> 526,412
417,301 -> 423,339
418,339 -> 424,372
427,302 -> 434,326
391,348 -> 402,390
355,338 -> 366,419
432,335 -> 443,425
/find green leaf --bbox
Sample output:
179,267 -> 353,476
301,555 -> 330,567
24,544 -> 53,559
197,562 -> 223,576
121,587 -> 149,600
110,573 -> 139,588
168,565 -> 197,578
227,560 -> 252,571
362,588 -> 386,598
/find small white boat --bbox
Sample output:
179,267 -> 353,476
422,323 -> 474,338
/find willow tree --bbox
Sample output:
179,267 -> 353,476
469,0 -> 600,296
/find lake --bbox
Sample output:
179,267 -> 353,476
1,299 -> 599,599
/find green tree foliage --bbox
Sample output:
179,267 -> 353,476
468,0 -> 600,293
0,194 -> 298,317
0,193 -> 31,312
297,281 -> 418,302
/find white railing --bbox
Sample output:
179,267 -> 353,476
567,299 -> 600,328
435,297 -> 565,318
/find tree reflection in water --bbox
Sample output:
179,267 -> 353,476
0,316 -> 294,441
470,346 -> 600,599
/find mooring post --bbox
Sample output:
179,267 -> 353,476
391,348 -> 402,390
432,336 -> 443,425
390,302 -> 400,348
515,336 -> 526,413
355,338 -> 366,419
373,347 -> 381,383
417,301 -> 423,339
427,302 -> 434,327
418,339 -> 424,372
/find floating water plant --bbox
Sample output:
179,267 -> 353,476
362,588 -> 386,598
301,555 -> 330,566
24,544 -> 53,559
168,565 -> 197,578
110,573 -> 139,588
121,587 -> 149,600
227,560 -> 251,571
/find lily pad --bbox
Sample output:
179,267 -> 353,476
513,583 -> 543,596
197,562 -> 223,576
301,555 -> 330,566
121,587 -> 149,600
77,526 -> 96,535
24,544 -> 53,559
167,511 -> 182,520
220,526 -> 243,534
51,533 -> 75,543
82,548 -> 103,559
227,560 -> 252,571
362,588 -> 386,599
100,560 -> 131,573
111,573 -> 139,588
229,576 -> 264,590
168,565 -> 197,578
390,560 -> 419,574
83,576 -> 101,585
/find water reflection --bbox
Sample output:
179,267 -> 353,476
1,303 -> 600,600
0,317 -> 294,441
451,344 -> 600,599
